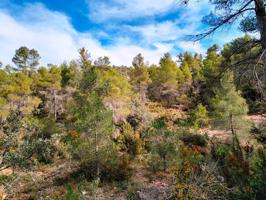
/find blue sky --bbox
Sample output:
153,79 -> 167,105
0,0 -> 244,66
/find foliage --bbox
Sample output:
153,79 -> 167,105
130,53 -> 151,101
211,71 -> 249,132
0,173 -> 17,185
118,122 -> 142,156
1,41 -> 266,198
60,185 -> 84,200
145,118 -> 179,172
12,46 -> 40,71
127,182 -> 142,200
252,120 -> 266,144
72,93 -> 113,160
0,112 -> 58,169
189,103 -> 209,129
180,133 -> 208,147
173,145 -> 229,200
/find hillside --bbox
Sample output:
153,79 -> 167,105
0,0 -> 266,198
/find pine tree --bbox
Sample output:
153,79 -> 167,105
60,60 -> 81,89
79,48 -> 97,93
158,53 -> 178,89
190,103 -> 209,129
12,46 -> 40,72
211,71 -> 248,128
211,71 -> 249,152
73,93 -> 113,181
200,45 -> 222,105
73,48 -> 114,182
130,53 -> 151,101
34,65 -> 62,119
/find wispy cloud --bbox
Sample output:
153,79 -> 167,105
177,41 -> 205,55
87,0 -> 178,22
127,21 -> 187,43
0,3 -> 173,66
0,0 -> 244,67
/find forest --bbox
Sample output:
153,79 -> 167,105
0,0 -> 266,200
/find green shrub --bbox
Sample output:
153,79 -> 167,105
146,153 -> 162,173
0,174 -> 17,185
180,133 -> 207,147
101,152 -> 132,181
78,180 -> 98,197
63,185 -> 84,200
127,183 -> 141,200
189,104 -> 209,129
152,117 -> 167,129
146,129 -> 179,172
118,122 -> 142,156
74,149 -> 132,182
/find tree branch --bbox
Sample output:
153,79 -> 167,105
189,0 -> 254,41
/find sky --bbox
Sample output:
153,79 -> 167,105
0,0 -> 244,66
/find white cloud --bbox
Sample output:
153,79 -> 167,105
127,21 -> 188,43
88,0 -> 177,22
0,3 -> 173,67
122,0 -> 215,48
87,0 -> 213,24
0,1 -> 243,67
177,41 -> 205,55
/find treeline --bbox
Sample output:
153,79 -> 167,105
0,35 -> 266,199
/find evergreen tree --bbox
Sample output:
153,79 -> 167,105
202,45 -> 221,81
130,53 -> 151,101
73,48 -> 115,181
211,72 -> 248,125
96,66 -> 133,123
197,45 -> 223,106
73,93 -> 113,181
158,53 -> 178,89
60,60 -> 81,89
34,65 -> 62,119
79,48 -> 97,93
190,103 -> 209,129
182,0 -> 266,50
211,71 -> 249,147
94,56 -> 111,67
12,46 -> 40,71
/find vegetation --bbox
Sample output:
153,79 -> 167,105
0,1 -> 266,198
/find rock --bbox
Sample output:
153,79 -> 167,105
137,182 -> 169,200
0,167 -> 13,176
0,187 -> 6,200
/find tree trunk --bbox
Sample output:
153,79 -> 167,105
53,89 -> 57,120
94,130 -> 99,200
229,113 -> 236,136
255,0 -> 266,50
95,131 -> 100,181
229,114 -> 243,159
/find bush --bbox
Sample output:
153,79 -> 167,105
118,123 -> 143,156
152,117 -> 167,129
74,149 -> 132,182
189,104 -> 209,129
127,182 -> 142,200
62,185 -> 84,200
172,145 -> 230,200
252,121 -> 266,144
145,128 -> 179,172
0,174 -> 16,185
78,180 -> 99,197
31,139 -> 57,163
180,133 -> 207,147
146,153 -> 162,173
101,152 -> 132,182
